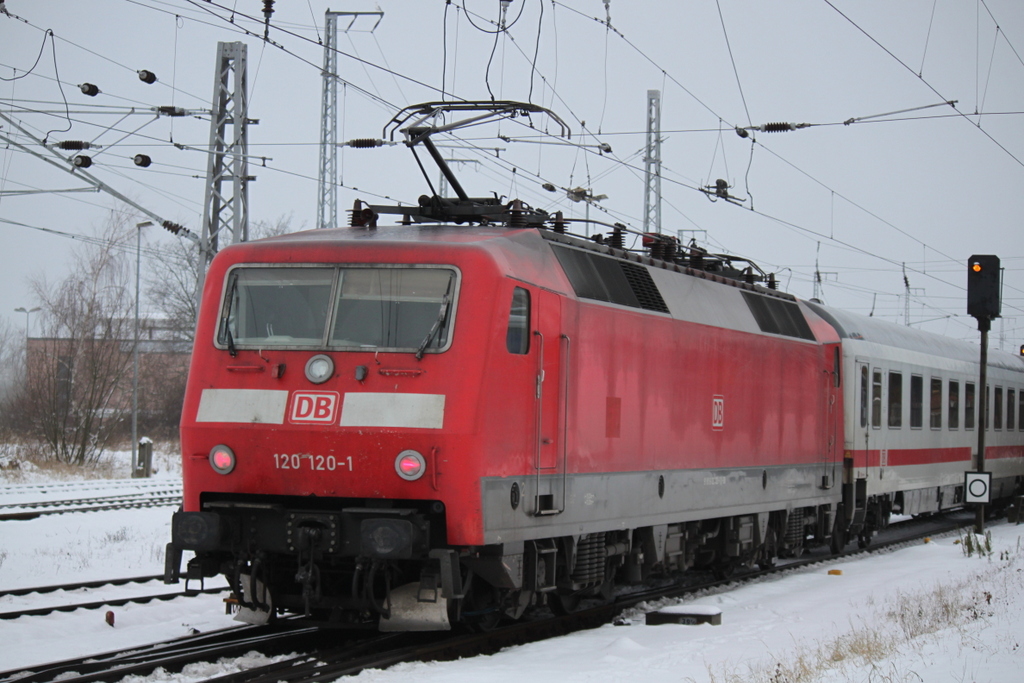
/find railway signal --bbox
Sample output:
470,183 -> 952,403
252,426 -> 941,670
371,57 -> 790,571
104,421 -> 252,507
966,254 -> 1001,534
967,255 -> 1000,321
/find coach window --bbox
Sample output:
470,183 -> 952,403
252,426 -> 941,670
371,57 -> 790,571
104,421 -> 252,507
948,380 -> 960,430
994,387 -> 1003,431
1008,389 -> 1016,431
910,375 -> 923,429
985,385 -> 991,430
1018,390 -> 1023,432
506,287 -> 531,354
871,369 -> 883,428
930,378 -> 942,429
859,366 -> 869,428
888,371 -> 903,428
965,383 -> 975,430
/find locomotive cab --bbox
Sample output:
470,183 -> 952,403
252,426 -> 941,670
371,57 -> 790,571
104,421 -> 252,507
165,226 -> 574,629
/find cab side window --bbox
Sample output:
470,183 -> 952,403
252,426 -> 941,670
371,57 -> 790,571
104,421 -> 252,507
506,287 -> 531,354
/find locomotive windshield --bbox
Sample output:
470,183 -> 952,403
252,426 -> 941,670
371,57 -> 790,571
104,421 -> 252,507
218,265 -> 457,352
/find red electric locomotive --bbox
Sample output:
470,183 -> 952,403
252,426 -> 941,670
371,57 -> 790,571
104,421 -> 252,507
165,102 -> 1024,630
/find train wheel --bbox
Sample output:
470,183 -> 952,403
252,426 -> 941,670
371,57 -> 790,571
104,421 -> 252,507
857,531 -> 872,549
549,591 -> 582,616
830,516 -> 848,555
462,577 -> 503,631
712,559 -> 739,580
758,527 -> 778,570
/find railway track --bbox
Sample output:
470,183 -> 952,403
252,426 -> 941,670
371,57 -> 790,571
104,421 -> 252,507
0,480 -> 182,520
0,582 -> 228,621
0,510 -> 983,683
0,574 -> 165,599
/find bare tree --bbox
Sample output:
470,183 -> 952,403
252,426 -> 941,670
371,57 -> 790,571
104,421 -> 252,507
23,213 -> 136,465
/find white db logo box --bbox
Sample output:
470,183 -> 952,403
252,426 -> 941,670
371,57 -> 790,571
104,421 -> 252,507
289,392 -> 340,424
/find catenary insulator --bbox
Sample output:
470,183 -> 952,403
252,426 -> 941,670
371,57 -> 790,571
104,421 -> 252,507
345,138 -> 383,148
762,122 -> 795,133
134,154 -> 152,167
138,70 -> 157,84
73,155 -> 92,168
162,220 -> 186,235
57,141 -> 91,150
80,83 -> 100,97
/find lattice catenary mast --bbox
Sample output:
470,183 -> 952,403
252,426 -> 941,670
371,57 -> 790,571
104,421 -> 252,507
643,89 -> 662,234
318,10 -> 384,230
197,41 -> 251,304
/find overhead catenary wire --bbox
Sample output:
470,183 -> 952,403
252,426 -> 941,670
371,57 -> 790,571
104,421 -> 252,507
822,0 -> 1024,170
3,1 -> 1019,334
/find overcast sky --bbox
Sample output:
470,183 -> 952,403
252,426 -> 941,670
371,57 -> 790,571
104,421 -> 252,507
1,0 -> 1021,350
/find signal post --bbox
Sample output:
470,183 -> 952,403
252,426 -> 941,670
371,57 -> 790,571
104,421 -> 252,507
966,255 -> 1001,533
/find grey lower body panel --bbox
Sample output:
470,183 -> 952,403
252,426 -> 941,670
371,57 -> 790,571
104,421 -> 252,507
480,463 -> 839,544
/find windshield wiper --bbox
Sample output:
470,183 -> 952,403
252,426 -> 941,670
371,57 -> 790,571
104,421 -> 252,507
416,294 -> 450,360
222,277 -> 238,357
225,323 -> 237,357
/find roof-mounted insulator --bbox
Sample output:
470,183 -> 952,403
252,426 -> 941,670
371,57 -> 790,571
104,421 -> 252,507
552,210 -> 566,234
79,83 -> 100,97
349,199 -> 378,229
56,140 -> 91,150
506,199 -> 525,228
649,239 -> 665,261
768,273 -> 778,290
609,225 -> 625,249
690,245 -> 706,269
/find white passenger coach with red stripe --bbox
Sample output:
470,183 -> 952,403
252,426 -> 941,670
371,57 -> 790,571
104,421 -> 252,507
808,302 -> 1024,534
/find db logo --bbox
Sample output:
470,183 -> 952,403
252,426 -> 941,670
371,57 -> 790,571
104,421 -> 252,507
289,391 -> 339,424
711,395 -> 725,431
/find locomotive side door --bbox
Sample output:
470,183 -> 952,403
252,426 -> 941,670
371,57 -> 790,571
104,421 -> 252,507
823,345 -> 841,487
533,289 -> 566,515
854,359 -> 871,479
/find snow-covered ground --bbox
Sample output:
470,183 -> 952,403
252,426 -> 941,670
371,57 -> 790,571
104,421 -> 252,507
1,448 -> 1022,682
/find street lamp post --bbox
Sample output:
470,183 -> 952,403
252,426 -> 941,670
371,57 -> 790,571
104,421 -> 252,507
133,221 -> 153,470
14,306 -> 41,372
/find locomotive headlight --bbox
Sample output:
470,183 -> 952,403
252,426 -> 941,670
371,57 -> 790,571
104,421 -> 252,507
395,450 -> 426,481
209,444 -> 236,475
304,354 -> 334,384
